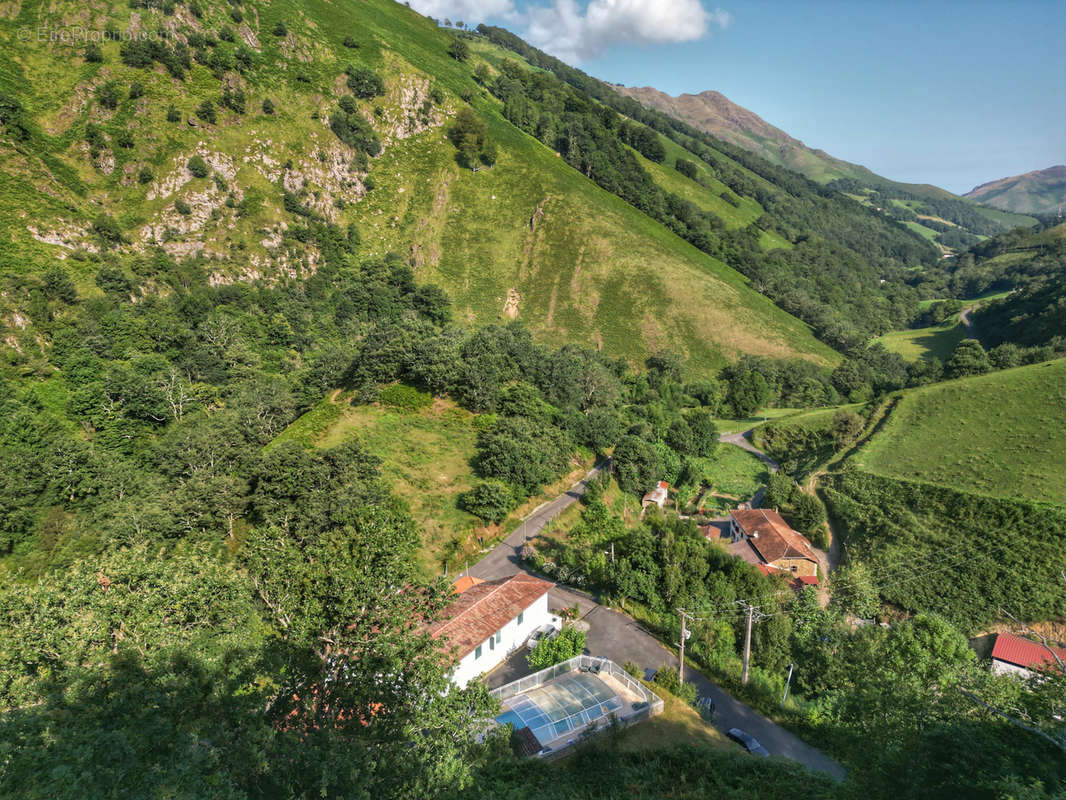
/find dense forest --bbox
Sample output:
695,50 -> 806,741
963,221 -> 1066,348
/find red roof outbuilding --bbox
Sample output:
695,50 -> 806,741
991,632 -> 1066,672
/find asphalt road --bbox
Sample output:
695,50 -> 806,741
469,460 -> 609,582
466,450 -> 846,779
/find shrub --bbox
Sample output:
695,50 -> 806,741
189,0 -> 201,17
96,82 -> 121,110
458,480 -> 516,524
138,166 -> 154,184
378,383 -> 431,411
128,82 -> 144,100
448,37 -> 469,62
92,214 -> 123,247
652,665 -> 698,705
84,43 -> 103,63
675,158 -> 699,181
166,105 -> 181,123
186,155 -> 210,178
527,626 -> 586,670
261,98 -> 275,115
272,21 -> 287,36
221,87 -> 246,115
114,130 -> 134,148
343,35 -> 359,48
345,66 -> 384,99
195,99 -> 216,124
229,8 -> 243,22
329,105 -> 381,156
219,26 -> 235,43
174,199 -> 192,216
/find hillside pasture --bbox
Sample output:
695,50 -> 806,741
855,359 -> 1066,505
874,318 -> 967,362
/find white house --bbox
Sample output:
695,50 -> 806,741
429,573 -> 557,688
641,481 -> 669,514
991,631 -> 1066,679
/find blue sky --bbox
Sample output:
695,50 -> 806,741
412,0 -> 1065,194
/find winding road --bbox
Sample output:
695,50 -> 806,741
465,444 -> 846,780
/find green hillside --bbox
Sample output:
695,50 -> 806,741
0,0 -> 840,374
854,359 -> 1066,505
611,86 -> 1036,247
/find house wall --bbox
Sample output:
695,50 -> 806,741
769,557 -> 819,578
450,593 -> 555,688
729,517 -> 741,542
991,658 -> 1035,679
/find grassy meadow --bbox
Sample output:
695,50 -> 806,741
855,359 -> 1066,505
269,391 -> 599,576
874,318 -> 967,362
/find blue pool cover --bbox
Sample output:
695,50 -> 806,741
495,671 -> 624,747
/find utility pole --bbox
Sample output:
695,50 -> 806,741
678,608 -> 688,683
610,541 -> 615,564
781,662 -> 794,707
741,603 -> 755,685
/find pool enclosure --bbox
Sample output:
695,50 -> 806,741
491,655 -> 663,756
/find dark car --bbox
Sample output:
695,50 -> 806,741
726,728 -> 771,757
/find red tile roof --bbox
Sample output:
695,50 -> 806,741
429,573 -> 554,660
452,575 -> 485,594
991,632 -> 1066,671
731,509 -> 818,565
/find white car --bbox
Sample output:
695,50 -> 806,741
526,624 -> 558,650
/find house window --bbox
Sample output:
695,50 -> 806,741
489,636 -> 495,651
517,611 -> 524,625
790,565 -> 797,572
475,645 -> 482,659
495,631 -> 502,644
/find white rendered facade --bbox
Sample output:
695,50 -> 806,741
450,593 -> 555,689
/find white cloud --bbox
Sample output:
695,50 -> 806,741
524,0 -> 729,64
407,0 -> 731,65
406,0 -> 517,25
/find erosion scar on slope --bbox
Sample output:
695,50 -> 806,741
411,171 -> 453,268
517,196 -> 549,283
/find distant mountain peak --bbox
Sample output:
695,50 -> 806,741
615,84 -> 872,185
964,166 -> 1066,215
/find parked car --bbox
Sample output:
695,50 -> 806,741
726,728 -> 771,757
526,625 -> 558,650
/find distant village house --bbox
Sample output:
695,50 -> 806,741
641,481 -> 669,515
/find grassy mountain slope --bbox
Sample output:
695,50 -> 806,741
965,165 -> 1066,215
853,358 -> 1066,505
0,0 -> 837,374
616,85 -> 1036,248
615,85 -> 876,184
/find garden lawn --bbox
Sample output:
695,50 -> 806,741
697,445 -> 771,501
